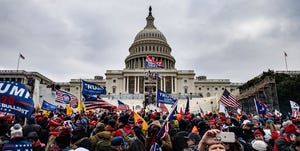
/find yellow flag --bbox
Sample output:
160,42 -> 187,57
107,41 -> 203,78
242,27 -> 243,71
133,111 -> 148,132
77,100 -> 84,113
66,105 -> 73,115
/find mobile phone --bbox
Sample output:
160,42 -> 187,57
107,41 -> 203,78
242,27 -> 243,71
216,132 -> 235,143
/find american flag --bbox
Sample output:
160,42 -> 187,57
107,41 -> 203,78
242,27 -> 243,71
84,99 -> 117,111
219,89 -> 239,108
118,100 -> 130,111
55,90 -> 78,108
150,142 -> 162,151
155,101 -> 177,143
159,103 -> 168,113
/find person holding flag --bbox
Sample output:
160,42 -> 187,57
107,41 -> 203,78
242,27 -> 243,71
147,102 -> 178,151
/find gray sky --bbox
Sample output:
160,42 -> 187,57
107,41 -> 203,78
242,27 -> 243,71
1,0 -> 299,83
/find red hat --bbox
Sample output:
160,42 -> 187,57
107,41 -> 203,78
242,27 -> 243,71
136,119 -> 143,123
228,112 -> 233,116
89,120 -> 98,127
254,129 -> 263,135
209,119 -> 216,124
285,124 -> 297,134
48,119 -> 61,126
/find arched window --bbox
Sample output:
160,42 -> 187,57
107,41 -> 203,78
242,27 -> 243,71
184,86 -> 188,94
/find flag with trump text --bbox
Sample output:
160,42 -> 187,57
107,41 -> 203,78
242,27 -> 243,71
0,81 -> 34,118
82,80 -> 106,96
219,89 -> 239,108
55,90 -> 78,108
156,89 -> 176,105
41,100 -> 57,112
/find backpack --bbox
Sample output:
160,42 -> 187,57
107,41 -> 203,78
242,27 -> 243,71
94,135 -> 111,151
120,129 -> 137,145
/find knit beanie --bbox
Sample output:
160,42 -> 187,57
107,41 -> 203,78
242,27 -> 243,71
10,123 -> 23,139
252,140 -> 267,151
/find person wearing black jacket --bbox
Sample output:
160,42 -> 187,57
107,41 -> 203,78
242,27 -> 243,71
132,119 -> 146,145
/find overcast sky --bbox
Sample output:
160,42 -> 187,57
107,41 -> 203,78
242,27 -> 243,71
1,0 -> 299,83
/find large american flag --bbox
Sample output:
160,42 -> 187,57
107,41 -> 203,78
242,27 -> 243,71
117,100 -> 130,111
84,99 -> 117,111
219,89 -> 239,108
55,90 -> 78,108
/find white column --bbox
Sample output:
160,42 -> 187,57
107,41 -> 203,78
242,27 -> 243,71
171,76 -> 173,93
174,77 -> 177,93
137,76 -> 140,93
123,77 -> 126,93
164,76 -> 166,91
126,76 -> 129,93
160,77 -> 162,90
134,76 -> 137,94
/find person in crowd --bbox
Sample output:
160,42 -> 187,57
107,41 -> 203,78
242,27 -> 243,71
22,116 -> 42,138
253,129 -> 265,141
127,139 -> 146,151
105,119 -> 117,136
48,127 -> 72,151
0,116 -> 10,150
45,118 -> 63,151
275,123 -> 298,151
291,136 -> 300,151
197,129 -> 226,151
172,131 -> 189,151
146,120 -> 172,151
184,132 -> 201,151
252,140 -> 268,151
263,119 -> 279,144
110,136 -> 126,151
132,118 -> 146,144
27,131 -> 45,151
2,123 -> 33,151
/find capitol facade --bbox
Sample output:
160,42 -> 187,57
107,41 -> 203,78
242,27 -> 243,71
0,7 -> 241,112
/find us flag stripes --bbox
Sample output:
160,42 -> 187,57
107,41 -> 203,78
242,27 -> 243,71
219,89 -> 239,108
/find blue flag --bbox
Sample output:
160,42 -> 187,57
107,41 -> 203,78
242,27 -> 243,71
254,98 -> 268,114
41,100 -> 57,111
0,81 -> 34,118
82,80 -> 106,96
156,89 -> 176,105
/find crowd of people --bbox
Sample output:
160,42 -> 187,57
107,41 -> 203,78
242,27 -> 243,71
0,108 -> 300,151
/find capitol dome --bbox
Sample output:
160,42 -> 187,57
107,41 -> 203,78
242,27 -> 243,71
125,6 -> 176,70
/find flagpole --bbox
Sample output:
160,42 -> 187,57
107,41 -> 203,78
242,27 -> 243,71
284,51 -> 288,71
17,53 -> 21,71
253,98 -> 258,115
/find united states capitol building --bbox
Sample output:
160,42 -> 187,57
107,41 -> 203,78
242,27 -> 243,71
0,7 -> 241,112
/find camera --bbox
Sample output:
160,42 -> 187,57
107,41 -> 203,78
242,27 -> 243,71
216,132 -> 235,143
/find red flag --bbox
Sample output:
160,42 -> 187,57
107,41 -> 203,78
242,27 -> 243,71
180,107 -> 183,115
